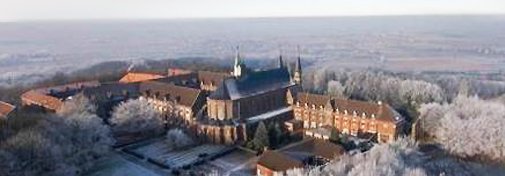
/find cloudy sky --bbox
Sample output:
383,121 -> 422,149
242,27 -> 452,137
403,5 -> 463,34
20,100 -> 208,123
1,0 -> 504,21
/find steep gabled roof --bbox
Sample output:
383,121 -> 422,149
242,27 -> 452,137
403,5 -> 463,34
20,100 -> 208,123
139,81 -> 202,108
119,72 -> 165,83
209,68 -> 293,100
208,81 -> 231,100
0,101 -> 15,118
257,150 -> 304,171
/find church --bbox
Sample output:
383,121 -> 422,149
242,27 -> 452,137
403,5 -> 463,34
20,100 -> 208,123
193,50 -> 303,144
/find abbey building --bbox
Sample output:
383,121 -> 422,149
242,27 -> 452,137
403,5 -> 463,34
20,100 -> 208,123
19,49 -> 403,145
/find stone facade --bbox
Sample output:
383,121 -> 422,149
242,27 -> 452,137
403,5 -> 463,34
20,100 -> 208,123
193,123 -> 247,145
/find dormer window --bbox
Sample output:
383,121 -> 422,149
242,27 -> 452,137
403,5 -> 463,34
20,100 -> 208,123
296,102 -> 300,107
344,110 -> 348,115
372,114 -> 376,119
311,104 -> 316,109
362,112 -> 366,118
353,111 -> 357,116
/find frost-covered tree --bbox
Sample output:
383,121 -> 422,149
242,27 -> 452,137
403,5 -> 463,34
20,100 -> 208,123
420,96 -> 505,161
417,103 -> 447,138
166,128 -> 194,150
327,80 -> 347,99
57,94 -> 96,116
399,80 -> 444,105
287,138 -> 499,176
0,95 -> 113,175
0,129 -> 64,176
110,98 -> 163,134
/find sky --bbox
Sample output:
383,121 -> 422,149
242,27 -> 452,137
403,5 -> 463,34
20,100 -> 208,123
1,0 -> 504,21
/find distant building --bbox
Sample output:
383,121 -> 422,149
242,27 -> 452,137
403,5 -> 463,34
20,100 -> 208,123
0,101 -> 15,119
292,93 -> 404,143
167,68 -> 192,77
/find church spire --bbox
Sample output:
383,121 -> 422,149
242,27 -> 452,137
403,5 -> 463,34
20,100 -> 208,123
293,46 -> 302,85
233,46 -> 245,77
234,46 -> 241,67
278,48 -> 284,68
295,46 -> 302,73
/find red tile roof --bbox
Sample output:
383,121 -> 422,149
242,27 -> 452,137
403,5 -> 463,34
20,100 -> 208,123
282,138 -> 345,160
21,90 -> 63,111
119,72 -> 165,83
0,101 -> 15,118
139,81 -> 203,108
257,150 -> 304,171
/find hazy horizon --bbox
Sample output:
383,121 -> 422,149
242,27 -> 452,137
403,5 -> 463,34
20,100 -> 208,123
1,15 -> 505,86
1,0 -> 504,21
